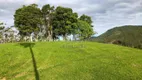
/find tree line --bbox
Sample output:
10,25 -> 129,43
0,4 -> 94,43
0,22 -> 18,43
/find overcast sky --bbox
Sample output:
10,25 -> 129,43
0,0 -> 142,35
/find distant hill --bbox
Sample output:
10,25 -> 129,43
91,25 -> 142,49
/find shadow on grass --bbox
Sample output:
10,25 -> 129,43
19,43 -> 40,80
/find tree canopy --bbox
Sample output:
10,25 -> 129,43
52,6 -> 78,40
77,20 -> 94,40
13,4 -> 94,42
14,4 -> 42,37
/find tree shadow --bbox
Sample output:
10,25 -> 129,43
19,43 -> 40,80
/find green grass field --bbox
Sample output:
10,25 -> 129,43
0,42 -> 142,80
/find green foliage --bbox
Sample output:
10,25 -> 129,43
13,4 -> 94,41
79,14 -> 93,26
92,25 -> 142,49
0,22 -> 5,39
77,20 -> 94,40
42,4 -> 54,15
0,42 -> 142,79
0,22 -> 4,30
53,6 -> 78,40
14,4 -> 42,36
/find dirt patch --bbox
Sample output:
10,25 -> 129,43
132,63 -> 142,68
15,72 -> 27,78
1,77 -> 6,80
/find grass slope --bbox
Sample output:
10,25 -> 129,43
0,42 -> 142,80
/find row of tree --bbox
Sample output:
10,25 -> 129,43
1,4 -> 94,42
0,22 -> 19,43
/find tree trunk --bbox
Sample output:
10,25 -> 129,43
47,22 -> 53,41
63,34 -> 67,41
73,34 -> 76,41
30,34 -> 33,42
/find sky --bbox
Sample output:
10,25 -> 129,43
0,0 -> 142,35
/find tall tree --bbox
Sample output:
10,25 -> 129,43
53,6 -> 78,40
41,4 -> 54,41
14,4 -> 42,42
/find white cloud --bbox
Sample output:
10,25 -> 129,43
24,0 -> 39,4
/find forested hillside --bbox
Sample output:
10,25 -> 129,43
91,25 -> 142,49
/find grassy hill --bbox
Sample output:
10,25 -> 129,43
91,25 -> 142,49
0,42 -> 142,80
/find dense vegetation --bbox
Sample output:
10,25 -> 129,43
91,25 -> 142,49
0,42 -> 142,80
14,4 -> 94,42
0,4 -> 94,43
